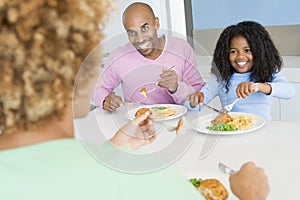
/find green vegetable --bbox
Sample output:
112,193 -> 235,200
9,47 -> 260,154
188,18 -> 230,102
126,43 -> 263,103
152,106 -> 167,110
189,178 -> 202,188
206,123 -> 238,131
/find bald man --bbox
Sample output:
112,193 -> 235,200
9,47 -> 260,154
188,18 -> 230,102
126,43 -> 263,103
95,2 -> 204,112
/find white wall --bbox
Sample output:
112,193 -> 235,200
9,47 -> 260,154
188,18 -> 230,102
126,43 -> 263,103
102,0 -> 186,47
165,0 -> 186,37
103,0 -> 165,36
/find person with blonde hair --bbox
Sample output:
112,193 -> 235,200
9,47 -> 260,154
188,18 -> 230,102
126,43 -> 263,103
0,1 -> 269,200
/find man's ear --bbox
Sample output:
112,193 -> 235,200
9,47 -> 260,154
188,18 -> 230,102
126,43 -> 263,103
154,17 -> 160,30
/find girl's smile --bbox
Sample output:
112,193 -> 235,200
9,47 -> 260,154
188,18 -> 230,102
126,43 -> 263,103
229,36 -> 254,73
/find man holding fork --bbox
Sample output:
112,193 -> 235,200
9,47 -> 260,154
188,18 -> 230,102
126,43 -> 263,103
94,2 -> 204,112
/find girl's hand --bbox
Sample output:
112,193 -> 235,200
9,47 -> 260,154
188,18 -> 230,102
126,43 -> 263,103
236,82 -> 258,98
109,111 -> 156,149
186,91 -> 204,108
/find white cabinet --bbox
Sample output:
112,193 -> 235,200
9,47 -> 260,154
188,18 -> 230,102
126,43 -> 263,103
280,65 -> 300,122
280,82 -> 300,121
271,98 -> 280,120
279,57 -> 300,122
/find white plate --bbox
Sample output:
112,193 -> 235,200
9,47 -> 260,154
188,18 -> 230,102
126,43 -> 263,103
191,112 -> 265,135
125,104 -> 187,121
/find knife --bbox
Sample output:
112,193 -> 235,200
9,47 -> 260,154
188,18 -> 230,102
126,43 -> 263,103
203,104 -> 226,114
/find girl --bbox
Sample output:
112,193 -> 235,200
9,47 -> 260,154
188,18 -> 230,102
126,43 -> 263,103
186,21 -> 295,120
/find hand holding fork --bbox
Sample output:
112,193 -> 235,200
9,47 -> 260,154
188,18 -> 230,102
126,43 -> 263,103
139,65 -> 176,97
222,82 -> 258,112
219,162 -> 270,200
187,83 -> 259,112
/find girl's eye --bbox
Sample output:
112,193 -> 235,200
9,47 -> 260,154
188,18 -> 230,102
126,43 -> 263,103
245,48 -> 251,53
230,49 -> 237,54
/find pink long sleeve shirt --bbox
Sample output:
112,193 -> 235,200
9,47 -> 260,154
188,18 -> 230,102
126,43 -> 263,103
94,35 -> 204,108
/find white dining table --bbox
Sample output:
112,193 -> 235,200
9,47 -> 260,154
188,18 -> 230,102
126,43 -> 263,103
74,104 -> 300,200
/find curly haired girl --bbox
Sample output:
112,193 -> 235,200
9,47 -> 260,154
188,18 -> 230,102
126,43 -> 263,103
186,21 -> 295,120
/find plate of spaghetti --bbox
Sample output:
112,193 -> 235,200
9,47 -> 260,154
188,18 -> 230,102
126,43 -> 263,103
191,112 -> 265,135
125,104 -> 187,121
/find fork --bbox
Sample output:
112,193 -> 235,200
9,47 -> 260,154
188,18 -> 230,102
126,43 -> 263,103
218,162 -> 236,175
142,65 -> 176,95
222,98 -> 240,113
144,80 -> 159,94
222,83 -> 258,112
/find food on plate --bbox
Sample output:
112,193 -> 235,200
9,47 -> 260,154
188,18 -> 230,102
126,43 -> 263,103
207,113 -> 255,131
139,87 -> 147,98
198,179 -> 228,200
135,108 -> 152,125
134,106 -> 176,120
175,117 -> 183,135
151,106 -> 176,119
189,178 -> 202,187
206,123 -> 237,131
211,113 -> 233,125
135,107 -> 152,117
227,115 -> 255,130
189,178 -> 228,200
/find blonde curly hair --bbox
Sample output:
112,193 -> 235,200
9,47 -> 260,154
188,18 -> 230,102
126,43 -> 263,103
0,0 -> 112,134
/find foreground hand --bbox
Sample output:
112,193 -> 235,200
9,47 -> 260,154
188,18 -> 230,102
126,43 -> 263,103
109,111 -> 156,149
158,68 -> 178,93
103,92 -> 124,112
186,91 -> 204,108
236,82 -> 258,98
229,162 -> 270,200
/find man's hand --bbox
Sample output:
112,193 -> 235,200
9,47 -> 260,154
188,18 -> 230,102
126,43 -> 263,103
109,111 -> 156,149
158,68 -> 178,93
103,92 -> 124,112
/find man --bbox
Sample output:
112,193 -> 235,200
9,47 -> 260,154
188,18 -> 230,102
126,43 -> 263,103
94,2 -> 204,112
